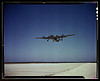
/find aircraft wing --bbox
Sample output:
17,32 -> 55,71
58,34 -> 75,38
36,37 -> 49,39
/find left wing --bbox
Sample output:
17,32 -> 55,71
36,37 -> 49,39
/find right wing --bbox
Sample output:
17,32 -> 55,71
57,34 -> 75,38
62,34 -> 75,38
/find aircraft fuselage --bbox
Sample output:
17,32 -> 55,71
36,34 -> 75,42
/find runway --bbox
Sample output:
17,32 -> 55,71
4,63 -> 97,79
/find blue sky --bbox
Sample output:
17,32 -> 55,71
4,3 -> 97,62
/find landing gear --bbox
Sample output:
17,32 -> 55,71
59,38 -> 63,41
60,39 -> 63,41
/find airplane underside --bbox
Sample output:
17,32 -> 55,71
36,34 -> 75,42
47,38 -> 63,42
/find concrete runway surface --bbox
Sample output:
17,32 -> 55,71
4,63 -> 97,79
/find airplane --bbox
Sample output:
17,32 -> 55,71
36,34 -> 75,42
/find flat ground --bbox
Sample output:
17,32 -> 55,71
4,63 -> 97,79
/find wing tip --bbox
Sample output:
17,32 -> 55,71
72,34 -> 75,35
36,37 -> 40,39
